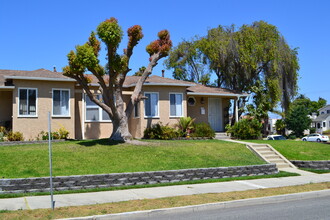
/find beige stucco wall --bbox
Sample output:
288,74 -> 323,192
12,80 -> 75,140
75,85 -> 232,139
136,86 -> 187,138
187,96 -> 231,132
74,92 -> 83,139
0,91 -> 13,127
187,95 -> 209,124
85,122 -> 113,139
80,86 -> 188,139
79,88 -> 115,139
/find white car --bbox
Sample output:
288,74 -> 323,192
267,135 -> 286,140
302,133 -> 329,142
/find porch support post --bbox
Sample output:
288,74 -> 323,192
235,97 -> 239,123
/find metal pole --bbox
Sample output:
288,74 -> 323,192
48,112 -> 55,210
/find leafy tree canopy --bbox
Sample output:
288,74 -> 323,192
166,21 -> 299,117
291,94 -> 327,115
285,105 -> 312,137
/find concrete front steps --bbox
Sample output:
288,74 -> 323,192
215,132 -> 231,140
247,144 -> 296,169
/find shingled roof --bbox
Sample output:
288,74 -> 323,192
0,69 -> 246,97
187,83 -> 247,96
0,69 -> 74,86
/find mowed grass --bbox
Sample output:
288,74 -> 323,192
246,140 -> 330,160
0,139 -> 265,178
1,182 -> 329,220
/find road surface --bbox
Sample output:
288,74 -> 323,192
122,195 -> 330,220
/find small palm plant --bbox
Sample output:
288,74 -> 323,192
176,117 -> 195,137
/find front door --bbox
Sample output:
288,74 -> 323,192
208,98 -> 222,131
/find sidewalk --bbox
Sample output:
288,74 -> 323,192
1,173 -> 329,211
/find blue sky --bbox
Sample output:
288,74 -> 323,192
1,0 -> 329,104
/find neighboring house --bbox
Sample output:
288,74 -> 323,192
312,105 -> 330,133
0,68 -> 247,140
266,118 -> 279,135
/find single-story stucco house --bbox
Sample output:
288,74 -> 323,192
0,68 -> 246,140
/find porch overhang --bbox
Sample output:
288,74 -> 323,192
0,86 -> 15,91
187,92 -> 249,98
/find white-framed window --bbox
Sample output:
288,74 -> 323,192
323,122 -> 326,127
52,89 -> 70,117
144,92 -> 159,117
85,94 -> 111,122
327,110 -> 330,114
169,93 -> 183,117
134,101 -> 140,118
18,88 -> 37,117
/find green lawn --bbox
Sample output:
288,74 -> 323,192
245,140 -> 330,160
0,139 -> 265,179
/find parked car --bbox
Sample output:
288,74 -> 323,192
267,135 -> 286,140
302,133 -> 329,142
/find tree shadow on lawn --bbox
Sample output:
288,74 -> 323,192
75,138 -> 124,147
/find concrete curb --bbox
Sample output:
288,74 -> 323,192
59,189 -> 330,220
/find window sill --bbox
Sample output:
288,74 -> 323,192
170,116 -> 183,118
144,116 -> 160,119
17,115 -> 38,118
52,115 -> 71,118
85,120 -> 112,123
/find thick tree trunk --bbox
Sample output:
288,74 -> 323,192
110,115 -> 132,141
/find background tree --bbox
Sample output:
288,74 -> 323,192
285,105 -> 312,137
165,39 -> 211,85
166,21 -> 299,125
275,119 -> 286,136
291,95 -> 327,115
63,18 -> 172,141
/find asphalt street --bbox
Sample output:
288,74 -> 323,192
121,195 -> 330,220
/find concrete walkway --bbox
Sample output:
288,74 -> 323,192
1,173 -> 329,211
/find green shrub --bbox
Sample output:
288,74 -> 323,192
287,134 -> 296,139
0,126 -> 6,133
176,117 -> 195,136
226,118 -> 262,140
58,127 -> 69,139
309,127 -> 316,134
190,122 -> 215,138
323,129 -> 330,135
6,131 -> 24,141
39,127 -> 69,140
144,123 -> 180,140
0,132 -> 4,142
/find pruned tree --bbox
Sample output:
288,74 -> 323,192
133,66 -> 146,76
63,18 -> 172,141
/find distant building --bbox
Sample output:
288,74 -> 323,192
311,105 -> 330,133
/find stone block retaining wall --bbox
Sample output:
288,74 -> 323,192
291,160 -> 330,170
0,164 -> 277,194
